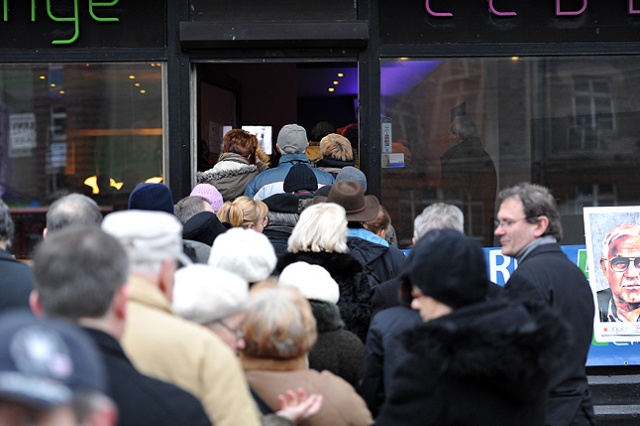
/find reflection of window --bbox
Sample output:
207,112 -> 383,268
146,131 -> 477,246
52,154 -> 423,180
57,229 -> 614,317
570,77 -> 615,150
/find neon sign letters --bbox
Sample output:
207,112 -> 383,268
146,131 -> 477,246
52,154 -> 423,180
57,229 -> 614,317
425,0 -> 640,18
2,0 -> 120,45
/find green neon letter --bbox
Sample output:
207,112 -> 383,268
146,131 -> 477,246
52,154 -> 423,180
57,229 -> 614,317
3,0 -> 7,22
47,0 -> 79,44
89,0 -> 119,22
31,0 -> 36,21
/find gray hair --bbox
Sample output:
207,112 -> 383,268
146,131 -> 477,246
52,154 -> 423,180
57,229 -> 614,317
174,196 -> 209,225
497,183 -> 562,242
413,203 -> 464,240
33,226 -> 129,321
46,193 -> 102,234
450,116 -> 477,139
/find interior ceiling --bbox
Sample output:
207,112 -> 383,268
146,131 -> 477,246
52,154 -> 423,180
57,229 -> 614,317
297,61 -> 441,98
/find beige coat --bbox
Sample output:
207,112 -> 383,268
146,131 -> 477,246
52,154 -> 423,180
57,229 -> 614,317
242,355 -> 373,426
122,276 -> 260,426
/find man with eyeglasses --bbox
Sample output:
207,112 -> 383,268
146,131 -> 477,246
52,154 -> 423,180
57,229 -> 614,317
598,224 -> 640,322
495,183 -> 595,426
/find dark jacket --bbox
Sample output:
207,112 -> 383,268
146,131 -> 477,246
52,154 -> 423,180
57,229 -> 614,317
308,300 -> 364,389
263,226 -> 293,259
504,243 -> 596,426
0,249 -> 33,312
360,306 -> 421,417
375,299 -> 567,426
277,251 -> 377,342
82,327 -> 211,426
346,236 -> 406,284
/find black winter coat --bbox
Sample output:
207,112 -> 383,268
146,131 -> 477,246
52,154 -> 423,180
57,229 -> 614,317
0,249 -> 32,312
375,299 -> 568,426
277,251 -> 377,342
346,236 -> 406,284
308,300 -> 364,389
504,243 -> 596,426
82,328 -> 211,426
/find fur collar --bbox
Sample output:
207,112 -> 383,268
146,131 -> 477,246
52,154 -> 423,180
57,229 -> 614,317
197,160 -> 258,182
403,300 -> 567,382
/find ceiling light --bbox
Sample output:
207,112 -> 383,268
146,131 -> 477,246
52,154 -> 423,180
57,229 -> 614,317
135,83 -> 141,87
333,81 -> 339,85
39,75 -> 46,80
328,87 -> 335,92
129,75 -> 135,80
50,83 -> 56,87
140,89 -> 146,94
59,90 -> 65,95
511,56 -> 519,61
337,73 -> 344,77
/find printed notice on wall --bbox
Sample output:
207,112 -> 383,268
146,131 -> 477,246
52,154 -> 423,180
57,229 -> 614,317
584,206 -> 640,342
9,113 -> 36,158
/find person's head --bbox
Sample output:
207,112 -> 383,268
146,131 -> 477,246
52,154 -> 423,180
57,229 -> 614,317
0,200 -> 14,250
128,183 -> 174,214
319,133 -> 353,162
44,194 -> 102,238
182,211 -> 228,247
216,196 -> 269,233
174,196 -> 212,225
309,121 -> 336,143
278,262 -> 340,305
208,227 -> 277,284
363,205 -> 391,238
173,264 -> 249,351
495,183 -> 562,257
403,229 -> 488,321
263,194 -> 300,227
190,184 -> 224,212
600,224 -> 640,309
413,203 -> 464,242
335,167 -> 367,192
317,180 -> 379,224
32,226 -> 129,332
339,123 -> 358,153
276,124 -> 308,155
283,164 -> 318,194
288,203 -> 348,254
449,116 -> 477,142
223,129 -> 259,164
0,310 -> 115,426
241,286 -> 317,361
101,210 -> 191,302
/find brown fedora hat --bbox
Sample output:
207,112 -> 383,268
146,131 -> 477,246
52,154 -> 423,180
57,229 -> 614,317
317,180 -> 380,222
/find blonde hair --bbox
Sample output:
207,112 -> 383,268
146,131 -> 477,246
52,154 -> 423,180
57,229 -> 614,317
288,203 -> 348,254
242,286 -> 317,359
217,196 -> 268,229
319,133 -> 353,161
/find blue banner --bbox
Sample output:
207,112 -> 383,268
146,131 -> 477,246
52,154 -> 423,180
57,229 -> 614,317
483,245 -> 639,367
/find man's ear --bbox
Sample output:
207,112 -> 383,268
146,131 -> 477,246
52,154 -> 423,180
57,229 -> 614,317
158,259 -> 176,304
29,291 -> 43,317
113,285 -> 128,321
533,215 -> 550,238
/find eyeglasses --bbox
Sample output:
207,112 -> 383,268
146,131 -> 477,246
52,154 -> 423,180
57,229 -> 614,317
212,321 -> 245,340
493,217 -> 534,229
605,257 -> 640,272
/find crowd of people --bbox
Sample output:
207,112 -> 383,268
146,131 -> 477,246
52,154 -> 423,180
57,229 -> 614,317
0,123 -> 597,425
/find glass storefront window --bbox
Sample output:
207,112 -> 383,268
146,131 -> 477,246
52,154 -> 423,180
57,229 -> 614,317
0,62 -> 165,258
381,57 -> 640,248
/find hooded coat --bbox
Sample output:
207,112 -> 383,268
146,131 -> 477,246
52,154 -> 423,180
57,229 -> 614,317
374,299 -> 568,426
197,153 -> 268,202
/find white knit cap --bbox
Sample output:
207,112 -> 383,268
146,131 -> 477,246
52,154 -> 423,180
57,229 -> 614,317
173,264 -> 249,324
278,261 -> 340,304
101,210 -> 192,266
208,227 -> 277,283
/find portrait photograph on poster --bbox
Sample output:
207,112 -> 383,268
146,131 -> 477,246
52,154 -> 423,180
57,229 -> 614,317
584,206 -> 640,342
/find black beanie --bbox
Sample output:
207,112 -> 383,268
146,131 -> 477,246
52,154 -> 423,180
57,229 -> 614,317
405,228 -> 488,309
284,164 -> 318,193
182,211 -> 228,246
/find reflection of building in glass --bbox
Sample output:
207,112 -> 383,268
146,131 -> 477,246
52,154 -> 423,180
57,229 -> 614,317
381,57 -> 640,247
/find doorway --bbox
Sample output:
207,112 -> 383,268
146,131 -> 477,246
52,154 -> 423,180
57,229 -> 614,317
195,61 -> 358,173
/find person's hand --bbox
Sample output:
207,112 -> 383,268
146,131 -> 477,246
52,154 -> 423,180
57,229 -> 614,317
276,388 -> 323,424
